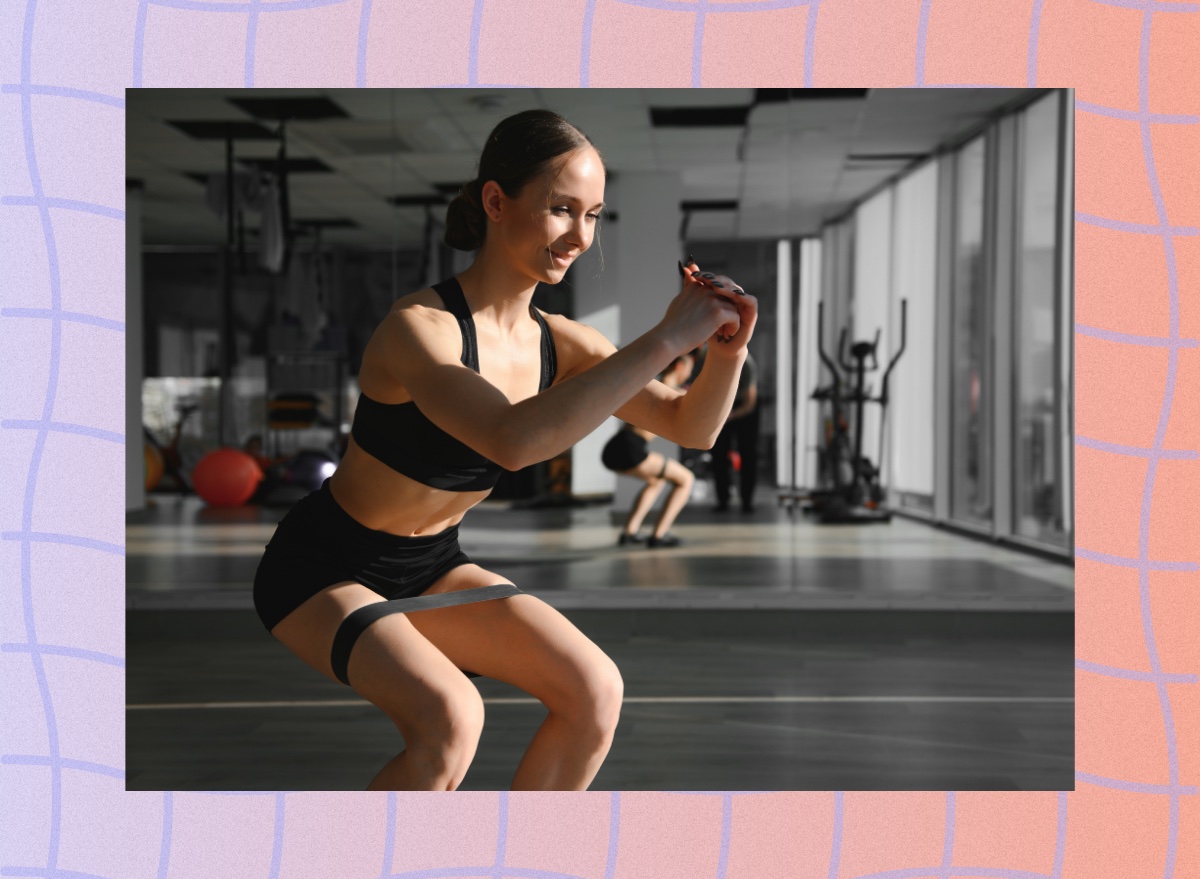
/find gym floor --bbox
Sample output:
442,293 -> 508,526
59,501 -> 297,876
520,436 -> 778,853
126,495 -> 1074,791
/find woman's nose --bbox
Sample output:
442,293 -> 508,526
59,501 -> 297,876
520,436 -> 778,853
568,215 -> 590,248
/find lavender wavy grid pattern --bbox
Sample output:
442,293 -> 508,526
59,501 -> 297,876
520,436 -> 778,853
131,0 -> 827,92
1069,6 -> 1200,879
0,1 -> 1196,879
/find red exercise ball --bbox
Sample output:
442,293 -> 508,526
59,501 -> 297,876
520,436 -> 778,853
191,447 -> 263,507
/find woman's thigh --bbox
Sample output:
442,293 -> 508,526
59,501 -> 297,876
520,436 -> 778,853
411,565 -> 622,716
623,451 -> 666,483
269,581 -> 481,732
660,457 -> 694,487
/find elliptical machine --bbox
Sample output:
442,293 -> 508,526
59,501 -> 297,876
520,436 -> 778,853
804,300 -> 907,524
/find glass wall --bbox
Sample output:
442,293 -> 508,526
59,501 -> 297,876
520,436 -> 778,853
809,89 -> 1072,557
950,136 -> 992,528
1013,93 -> 1068,546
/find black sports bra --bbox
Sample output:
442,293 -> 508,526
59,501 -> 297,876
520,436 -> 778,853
351,276 -> 557,491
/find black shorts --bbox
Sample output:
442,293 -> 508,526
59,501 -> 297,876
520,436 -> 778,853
601,429 -> 649,472
252,479 -> 473,632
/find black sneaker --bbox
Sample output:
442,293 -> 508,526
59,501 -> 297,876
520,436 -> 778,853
617,532 -> 645,546
647,534 -> 681,548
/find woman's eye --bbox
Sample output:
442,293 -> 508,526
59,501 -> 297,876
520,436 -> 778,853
552,207 -> 599,220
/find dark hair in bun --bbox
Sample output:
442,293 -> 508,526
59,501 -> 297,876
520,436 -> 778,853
444,109 -> 602,251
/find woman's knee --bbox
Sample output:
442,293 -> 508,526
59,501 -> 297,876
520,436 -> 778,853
561,656 -> 624,743
416,680 -> 485,744
597,661 -> 625,730
670,467 -> 694,490
393,680 -> 485,782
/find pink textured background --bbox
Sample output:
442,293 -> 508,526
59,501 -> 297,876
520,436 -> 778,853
0,0 -> 1196,875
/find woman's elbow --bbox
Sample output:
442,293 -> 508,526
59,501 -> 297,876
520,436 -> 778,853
491,421 -> 543,472
491,441 -> 528,473
677,426 -> 717,450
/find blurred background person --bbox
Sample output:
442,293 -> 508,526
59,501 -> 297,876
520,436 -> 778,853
602,352 -> 697,547
712,349 -> 758,512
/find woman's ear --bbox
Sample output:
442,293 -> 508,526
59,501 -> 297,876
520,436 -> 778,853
480,180 -> 504,224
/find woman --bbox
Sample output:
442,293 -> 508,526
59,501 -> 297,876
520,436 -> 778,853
602,352 -> 697,548
252,109 -> 757,791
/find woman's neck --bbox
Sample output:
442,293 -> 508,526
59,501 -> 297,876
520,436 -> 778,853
456,248 -> 540,334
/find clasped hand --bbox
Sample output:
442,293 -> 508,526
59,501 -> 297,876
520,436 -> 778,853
671,257 -> 758,358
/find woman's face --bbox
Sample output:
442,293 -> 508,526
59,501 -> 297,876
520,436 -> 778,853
493,146 -> 606,284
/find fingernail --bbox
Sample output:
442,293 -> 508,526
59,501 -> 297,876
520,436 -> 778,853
733,288 -> 744,296
686,253 -> 695,266
702,272 -> 715,279
678,260 -> 686,278
712,281 -> 724,288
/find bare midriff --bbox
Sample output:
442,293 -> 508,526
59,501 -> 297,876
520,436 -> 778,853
327,437 -> 492,537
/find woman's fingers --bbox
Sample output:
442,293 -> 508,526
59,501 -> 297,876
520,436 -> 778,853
693,272 -> 744,295
684,262 -> 746,297
722,292 -> 758,347
677,257 -> 755,346
712,295 -> 741,342
670,257 -> 748,346
710,285 -> 757,346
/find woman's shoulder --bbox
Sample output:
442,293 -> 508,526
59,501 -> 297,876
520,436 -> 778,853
538,311 -> 615,353
366,287 -> 460,363
389,285 -> 449,319
359,288 -> 465,400
536,311 -> 618,379
378,287 -> 460,337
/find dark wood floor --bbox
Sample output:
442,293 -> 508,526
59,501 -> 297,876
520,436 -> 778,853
126,495 -> 1074,791
126,607 -> 1072,791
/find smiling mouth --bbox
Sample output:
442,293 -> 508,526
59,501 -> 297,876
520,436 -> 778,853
549,249 -> 573,266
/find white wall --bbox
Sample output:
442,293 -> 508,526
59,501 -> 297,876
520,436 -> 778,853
795,237 -> 823,489
889,161 -> 938,497
774,240 -> 794,487
571,299 -> 621,496
609,172 -> 683,513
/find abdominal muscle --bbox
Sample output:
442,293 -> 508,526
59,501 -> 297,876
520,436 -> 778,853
326,436 -> 491,537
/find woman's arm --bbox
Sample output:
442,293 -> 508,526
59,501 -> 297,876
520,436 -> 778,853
552,328 -> 753,451
602,272 -> 759,448
654,349 -> 748,447
375,280 -> 740,471
727,382 -> 758,421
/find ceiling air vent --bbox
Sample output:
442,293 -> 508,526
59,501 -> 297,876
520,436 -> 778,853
167,120 -> 278,140
755,89 -> 870,103
650,106 -> 751,127
389,195 -> 449,207
228,96 -> 348,121
681,200 -> 739,212
291,218 -> 357,230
